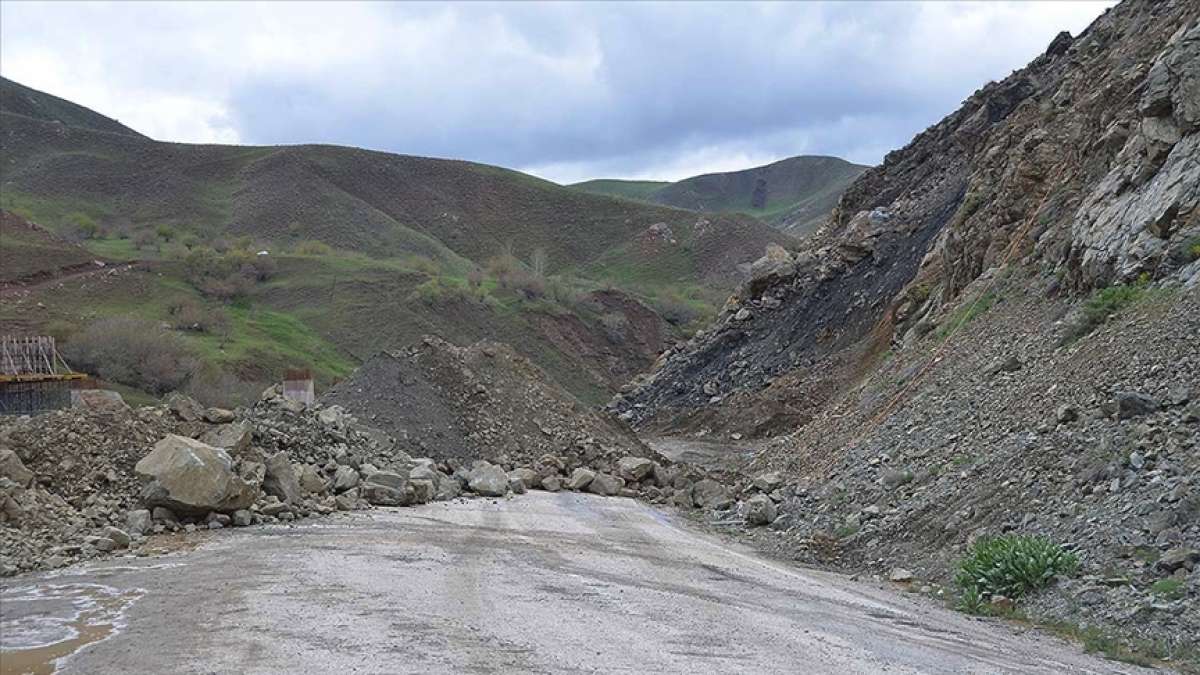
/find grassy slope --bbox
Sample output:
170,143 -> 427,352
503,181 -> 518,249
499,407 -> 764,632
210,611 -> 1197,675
0,77 -> 144,137
570,155 -> 868,235
0,80 -> 794,405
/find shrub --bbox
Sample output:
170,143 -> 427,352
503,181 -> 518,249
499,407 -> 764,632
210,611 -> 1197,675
63,317 -> 197,395
406,255 -> 441,277
155,224 -> 175,241
168,299 -> 229,334
1063,278 -> 1150,343
1150,578 -> 1185,601
68,212 -> 100,240
955,535 -> 1078,608
466,267 -> 485,288
1185,237 -> 1200,262
656,294 -> 704,326
293,240 -> 332,256
185,363 -> 262,408
132,230 -> 157,250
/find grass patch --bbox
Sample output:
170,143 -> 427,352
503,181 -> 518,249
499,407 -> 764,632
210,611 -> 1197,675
1150,578 -> 1185,601
935,291 -> 997,340
955,535 -> 1078,608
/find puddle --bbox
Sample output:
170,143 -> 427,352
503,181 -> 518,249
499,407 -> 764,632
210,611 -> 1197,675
0,583 -> 142,675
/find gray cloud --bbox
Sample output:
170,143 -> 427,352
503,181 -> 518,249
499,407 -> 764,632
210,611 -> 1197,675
1,1 -> 1113,182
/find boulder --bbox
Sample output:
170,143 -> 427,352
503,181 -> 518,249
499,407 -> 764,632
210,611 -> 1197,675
317,405 -> 349,428
262,452 -> 303,504
540,476 -> 563,492
203,407 -> 236,424
135,435 -> 258,515
410,479 -> 436,504
360,481 -> 412,506
1157,548 -> 1199,573
585,473 -> 623,496
0,449 -> 34,487
334,489 -> 360,511
748,244 -> 796,295
165,393 -> 205,422
744,494 -> 777,526
436,474 -> 462,501
752,471 -> 784,492
298,464 -> 329,495
365,471 -> 408,490
103,526 -> 131,549
1114,392 -> 1159,419
332,465 -> 360,493
566,468 -> 596,491
509,477 -> 528,495
72,389 -> 129,414
692,479 -> 734,510
616,457 -> 654,482
125,509 -> 152,535
889,568 -> 915,583
508,468 -> 539,490
200,422 -> 252,455
232,509 -> 253,527
151,506 -> 179,526
467,461 -> 509,497
668,487 -> 695,509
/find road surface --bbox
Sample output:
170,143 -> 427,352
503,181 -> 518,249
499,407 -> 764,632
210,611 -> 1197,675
1,492 -> 1149,674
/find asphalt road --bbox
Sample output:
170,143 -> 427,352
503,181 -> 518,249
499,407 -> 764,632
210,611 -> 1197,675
1,492 -> 1149,674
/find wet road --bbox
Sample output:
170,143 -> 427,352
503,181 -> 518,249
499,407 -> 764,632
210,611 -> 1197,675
1,493 -> 1149,674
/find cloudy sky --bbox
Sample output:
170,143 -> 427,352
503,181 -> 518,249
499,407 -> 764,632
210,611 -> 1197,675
1,1 -> 1113,184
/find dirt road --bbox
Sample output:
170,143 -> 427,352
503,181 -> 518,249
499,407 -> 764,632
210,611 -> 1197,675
1,493 -> 1147,674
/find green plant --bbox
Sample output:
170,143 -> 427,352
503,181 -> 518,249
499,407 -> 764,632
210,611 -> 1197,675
1150,578 -> 1185,600
1186,237 -> 1200,262
833,522 -> 860,539
935,291 -> 997,340
955,535 -> 1078,603
956,585 -> 987,614
1064,278 -> 1151,343
293,240 -> 333,256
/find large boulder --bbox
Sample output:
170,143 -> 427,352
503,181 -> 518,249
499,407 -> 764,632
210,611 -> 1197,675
585,472 -> 623,496
359,472 -> 413,506
566,468 -> 596,491
508,468 -> 538,490
135,435 -> 258,515
615,457 -> 654,482
467,461 -> 509,497
165,393 -> 205,422
332,465 -> 360,493
200,422 -> 252,455
298,464 -> 329,495
692,479 -> 734,510
747,244 -> 797,295
262,452 -> 303,504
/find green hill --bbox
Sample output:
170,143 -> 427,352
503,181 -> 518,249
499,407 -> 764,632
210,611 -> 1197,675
0,77 -> 792,406
1,77 -> 144,137
571,155 -> 868,235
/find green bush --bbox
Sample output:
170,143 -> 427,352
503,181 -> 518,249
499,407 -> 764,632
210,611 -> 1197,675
1064,277 -> 1150,343
955,535 -> 1078,606
1150,578 -> 1185,600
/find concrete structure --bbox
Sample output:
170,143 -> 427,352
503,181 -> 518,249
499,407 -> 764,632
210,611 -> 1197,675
0,335 -> 85,415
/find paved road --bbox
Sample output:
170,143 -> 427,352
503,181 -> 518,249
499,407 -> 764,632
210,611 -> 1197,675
1,493 -> 1148,674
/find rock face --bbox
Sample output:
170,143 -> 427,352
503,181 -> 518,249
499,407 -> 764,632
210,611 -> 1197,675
612,0 -> 1200,437
134,435 -> 258,515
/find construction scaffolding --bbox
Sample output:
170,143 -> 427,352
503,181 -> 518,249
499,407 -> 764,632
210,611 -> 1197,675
0,335 -> 86,415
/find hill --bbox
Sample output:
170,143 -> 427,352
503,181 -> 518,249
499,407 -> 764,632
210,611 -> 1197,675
0,78 -> 792,405
571,155 -> 868,235
0,77 -> 144,137
614,0 -> 1199,657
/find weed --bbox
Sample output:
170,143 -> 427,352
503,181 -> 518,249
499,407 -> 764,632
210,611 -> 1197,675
1063,277 -> 1151,343
935,291 -> 997,340
834,522 -> 860,539
955,535 -> 1078,602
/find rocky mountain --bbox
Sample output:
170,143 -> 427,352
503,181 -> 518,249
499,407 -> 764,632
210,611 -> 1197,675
572,155 -> 868,235
613,0 -> 1199,655
0,77 -> 143,138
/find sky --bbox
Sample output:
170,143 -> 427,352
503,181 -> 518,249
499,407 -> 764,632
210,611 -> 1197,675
0,1 -> 1114,184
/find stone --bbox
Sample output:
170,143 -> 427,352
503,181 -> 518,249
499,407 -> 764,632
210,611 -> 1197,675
205,512 -> 232,527
91,537 -> 117,553
990,595 -> 1015,613
102,526 -> 130,549
585,473 -> 623,496
692,479 -> 734,510
889,568 -> 915,583
1055,405 -> 1079,424
466,461 -> 509,497
540,476 -> 563,492
753,471 -> 785,492
317,405 -> 348,428
1114,392 -> 1159,419
334,489 -> 359,511
747,244 -> 796,295
72,389 -> 129,414
365,471 -> 407,490
262,452 -> 304,504
1157,548 -> 1199,573
298,464 -> 329,495
509,477 -> 527,495
566,468 -> 596,491
165,393 -> 205,422
668,487 -> 695,509
200,422 -> 252,455
410,479 -> 436,503
125,509 -> 152,535
745,494 -> 777,526
232,509 -> 253,527
879,469 -> 913,491
360,482 -> 412,506
0,449 -> 34,487
260,501 -> 291,517
508,468 -> 539,490
135,435 -> 258,515
333,465 -> 360,493
151,506 -> 178,525
615,457 -> 654,482
985,355 -> 1022,377
734,308 -> 753,322
203,407 -> 236,424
